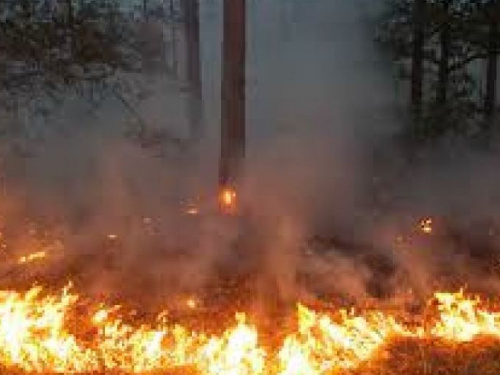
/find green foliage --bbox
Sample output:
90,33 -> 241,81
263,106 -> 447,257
0,0 -> 143,113
377,0 -> 499,140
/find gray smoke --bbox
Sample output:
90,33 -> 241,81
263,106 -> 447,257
0,0 -> 499,313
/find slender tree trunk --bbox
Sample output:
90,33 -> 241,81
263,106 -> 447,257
66,0 -> 74,26
220,0 -> 246,188
66,0 -> 76,55
411,0 -> 425,123
437,1 -> 451,108
183,0 -> 203,142
484,17 -> 498,121
168,0 -> 179,77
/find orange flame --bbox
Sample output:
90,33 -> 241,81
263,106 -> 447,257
218,187 -> 238,214
0,285 -> 498,374
431,290 -> 500,341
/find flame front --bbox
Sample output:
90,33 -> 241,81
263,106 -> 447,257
431,290 -> 500,341
0,286 -> 499,374
0,285 -> 98,373
277,305 -> 411,374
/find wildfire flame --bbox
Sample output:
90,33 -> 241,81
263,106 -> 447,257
431,290 -> 500,341
0,285 -> 498,374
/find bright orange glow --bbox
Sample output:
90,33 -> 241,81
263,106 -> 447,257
431,290 -> 500,341
419,217 -> 433,234
186,297 -> 199,310
0,285 -> 498,374
17,251 -> 47,265
277,304 -> 413,373
219,187 -> 238,214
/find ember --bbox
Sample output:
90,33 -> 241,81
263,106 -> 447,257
17,251 -> 47,265
218,187 -> 238,215
419,218 -> 434,235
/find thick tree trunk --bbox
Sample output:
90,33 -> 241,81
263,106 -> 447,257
484,18 -> 498,121
411,0 -> 425,123
183,0 -> 203,142
220,0 -> 246,188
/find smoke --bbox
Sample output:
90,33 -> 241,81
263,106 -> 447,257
0,0 -> 499,315
381,141 -> 500,296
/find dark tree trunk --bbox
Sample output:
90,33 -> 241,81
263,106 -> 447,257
66,0 -> 75,54
437,1 -> 451,108
411,0 -> 425,123
484,17 -> 498,121
183,0 -> 203,142
220,0 -> 246,188
169,0 -> 179,77
66,0 -> 74,26
143,0 -> 148,19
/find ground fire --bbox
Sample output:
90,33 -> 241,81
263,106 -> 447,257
0,282 -> 499,374
1,0 -> 500,374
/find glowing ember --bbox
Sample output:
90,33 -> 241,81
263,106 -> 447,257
186,206 -> 200,216
186,297 -> 199,310
419,218 -> 433,234
0,285 -> 498,374
17,251 -> 47,265
218,187 -> 238,214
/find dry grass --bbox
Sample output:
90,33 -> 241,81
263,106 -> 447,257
354,337 -> 500,375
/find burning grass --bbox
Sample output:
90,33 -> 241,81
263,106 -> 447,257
0,284 -> 499,375
1,214 -> 500,375
357,337 -> 500,375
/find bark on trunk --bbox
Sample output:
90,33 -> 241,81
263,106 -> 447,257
220,0 -> 246,188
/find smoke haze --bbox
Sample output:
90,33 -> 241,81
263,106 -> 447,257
1,0 -> 500,313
